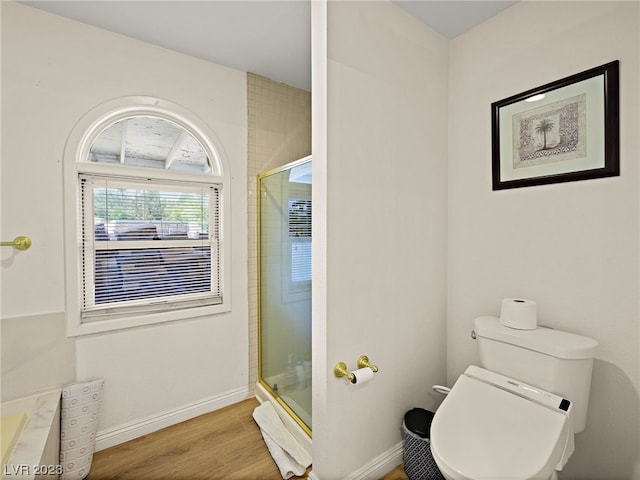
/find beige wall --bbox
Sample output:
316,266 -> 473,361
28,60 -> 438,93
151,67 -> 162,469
447,2 -> 639,478
247,73 -> 311,394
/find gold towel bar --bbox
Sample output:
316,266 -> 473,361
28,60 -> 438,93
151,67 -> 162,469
1,236 -> 32,250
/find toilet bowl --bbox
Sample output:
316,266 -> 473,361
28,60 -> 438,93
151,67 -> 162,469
430,366 -> 575,480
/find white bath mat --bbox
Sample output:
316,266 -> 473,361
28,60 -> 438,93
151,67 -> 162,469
253,401 -> 311,479
60,379 -> 104,480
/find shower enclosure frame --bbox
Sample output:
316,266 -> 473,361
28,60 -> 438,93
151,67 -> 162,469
257,156 -> 312,440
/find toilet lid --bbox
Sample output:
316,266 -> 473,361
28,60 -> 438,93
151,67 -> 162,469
430,367 -> 570,480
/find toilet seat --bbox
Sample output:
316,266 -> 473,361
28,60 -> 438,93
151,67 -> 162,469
430,366 -> 574,480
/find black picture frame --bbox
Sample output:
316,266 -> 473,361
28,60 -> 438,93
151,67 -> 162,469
491,60 -> 619,190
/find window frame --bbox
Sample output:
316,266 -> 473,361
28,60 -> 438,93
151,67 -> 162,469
63,96 -> 231,336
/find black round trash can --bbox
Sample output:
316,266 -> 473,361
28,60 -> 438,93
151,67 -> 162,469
402,408 -> 445,480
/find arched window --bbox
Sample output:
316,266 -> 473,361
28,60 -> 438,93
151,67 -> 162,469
64,97 -> 229,335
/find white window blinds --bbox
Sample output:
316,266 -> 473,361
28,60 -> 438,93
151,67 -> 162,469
80,175 -> 221,320
288,199 -> 312,284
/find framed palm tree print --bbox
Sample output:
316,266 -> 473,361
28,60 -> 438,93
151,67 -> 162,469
491,60 -> 619,190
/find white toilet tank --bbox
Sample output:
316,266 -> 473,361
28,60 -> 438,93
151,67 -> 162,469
473,316 -> 598,433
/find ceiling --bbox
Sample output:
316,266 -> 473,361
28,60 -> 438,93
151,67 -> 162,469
89,116 -> 212,174
20,1 -> 517,91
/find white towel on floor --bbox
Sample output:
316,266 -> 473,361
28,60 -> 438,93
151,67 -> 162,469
253,402 -> 311,479
259,429 -> 307,479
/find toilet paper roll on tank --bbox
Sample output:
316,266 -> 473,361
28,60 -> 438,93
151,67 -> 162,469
500,298 -> 537,330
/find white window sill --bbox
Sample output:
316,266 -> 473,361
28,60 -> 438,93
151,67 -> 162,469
65,302 -> 231,337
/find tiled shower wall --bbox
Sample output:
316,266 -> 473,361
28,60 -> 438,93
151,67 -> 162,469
247,73 -> 311,394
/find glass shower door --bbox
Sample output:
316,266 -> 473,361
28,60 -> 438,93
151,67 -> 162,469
258,157 -> 312,434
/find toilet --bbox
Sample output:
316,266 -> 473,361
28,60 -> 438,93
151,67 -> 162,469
430,316 -> 598,480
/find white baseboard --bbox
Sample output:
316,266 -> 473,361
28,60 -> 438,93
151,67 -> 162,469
308,442 -> 404,480
94,386 -> 250,451
344,441 -> 404,480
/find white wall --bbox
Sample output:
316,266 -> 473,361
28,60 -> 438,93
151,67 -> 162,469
4,1 -> 638,478
1,1 -> 249,441
447,2 -> 639,479
313,2 -> 449,478
1,313 -> 75,401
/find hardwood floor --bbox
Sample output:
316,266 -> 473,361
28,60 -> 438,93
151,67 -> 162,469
88,397 -> 409,479
379,464 -> 409,480
87,398 -> 311,480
